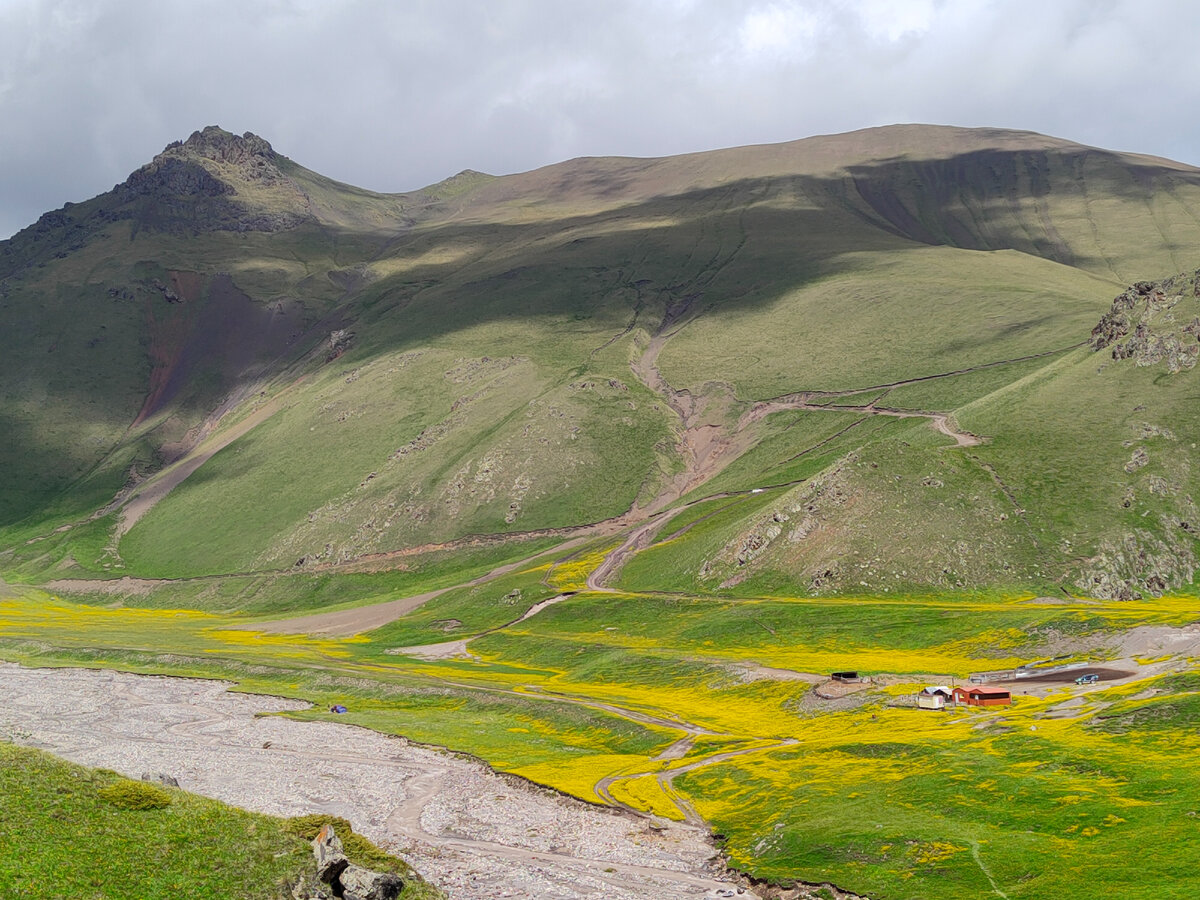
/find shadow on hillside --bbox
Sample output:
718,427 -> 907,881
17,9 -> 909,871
3,143 -> 1198,530
323,149 -> 1198,369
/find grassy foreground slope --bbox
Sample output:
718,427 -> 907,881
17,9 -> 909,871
0,741 -> 438,900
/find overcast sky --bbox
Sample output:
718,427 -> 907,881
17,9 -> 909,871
2,0 -> 1198,239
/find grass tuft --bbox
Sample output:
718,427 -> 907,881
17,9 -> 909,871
97,778 -> 173,810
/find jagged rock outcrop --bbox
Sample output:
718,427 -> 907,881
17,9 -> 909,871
1091,271 -> 1200,372
115,155 -> 234,203
1074,522 -> 1197,600
166,126 -> 278,169
296,824 -> 404,900
312,823 -> 350,884
117,126 -> 286,199
107,126 -> 312,234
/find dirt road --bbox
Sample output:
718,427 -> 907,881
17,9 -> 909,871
0,663 -> 755,900
251,541 -> 583,636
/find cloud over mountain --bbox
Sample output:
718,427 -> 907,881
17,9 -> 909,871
2,0 -> 1199,238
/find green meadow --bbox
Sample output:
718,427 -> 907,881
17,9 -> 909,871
4,576 -> 1199,899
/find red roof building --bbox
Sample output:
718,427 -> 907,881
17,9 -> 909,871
952,685 -> 1012,707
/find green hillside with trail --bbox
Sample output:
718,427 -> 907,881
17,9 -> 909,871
4,124 -> 1200,900
3,124 -> 1199,597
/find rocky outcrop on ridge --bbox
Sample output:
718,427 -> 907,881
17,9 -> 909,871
1,126 -> 313,261
109,126 -> 312,234
1090,271 -> 1200,372
117,126 -> 288,199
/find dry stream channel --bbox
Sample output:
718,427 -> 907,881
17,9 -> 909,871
0,663 -> 757,900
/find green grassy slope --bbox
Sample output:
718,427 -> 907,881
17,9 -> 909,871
618,304 -> 1200,600
10,122 -> 1200,900
0,741 -> 438,900
3,124 -> 1200,596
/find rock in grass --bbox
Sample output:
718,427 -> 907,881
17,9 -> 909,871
339,864 -> 404,900
140,771 -> 180,787
312,823 -> 349,883
290,873 -> 332,900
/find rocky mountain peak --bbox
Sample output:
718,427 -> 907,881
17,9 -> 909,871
167,126 -> 277,168
117,126 -> 285,202
106,125 -> 309,234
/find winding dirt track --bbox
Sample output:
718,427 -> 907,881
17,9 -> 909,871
249,541 -> 582,636
0,664 -> 756,900
570,310 -> 1029,590
595,738 -> 799,826
787,401 -> 982,448
385,593 -> 573,659
379,670 -> 816,828
47,304 -> 1054,629
581,392 -> 984,593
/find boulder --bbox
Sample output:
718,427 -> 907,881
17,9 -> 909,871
140,771 -> 179,787
312,823 -> 349,884
308,822 -> 402,898
339,864 -> 404,900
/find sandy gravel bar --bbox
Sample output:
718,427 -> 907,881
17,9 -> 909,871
0,664 -> 756,900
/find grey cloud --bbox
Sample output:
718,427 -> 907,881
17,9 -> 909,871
2,0 -> 1199,238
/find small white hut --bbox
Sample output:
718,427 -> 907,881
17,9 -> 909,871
917,685 -> 953,710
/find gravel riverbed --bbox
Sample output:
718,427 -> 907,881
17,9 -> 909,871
0,663 -> 756,900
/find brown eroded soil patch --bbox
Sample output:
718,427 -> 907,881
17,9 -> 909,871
133,272 -> 306,428
813,679 -> 874,699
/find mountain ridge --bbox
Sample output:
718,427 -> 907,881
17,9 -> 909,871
2,123 -> 1199,599
11,122 -> 1200,252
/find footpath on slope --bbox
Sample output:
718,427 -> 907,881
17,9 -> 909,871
247,539 -> 585,636
0,664 -> 756,900
42,305 -> 1065,631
